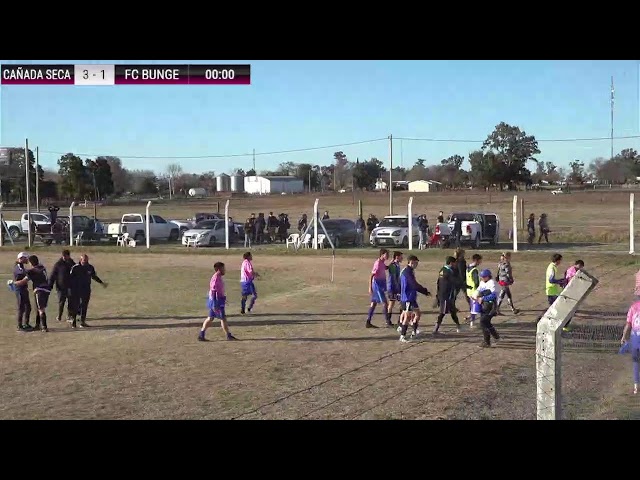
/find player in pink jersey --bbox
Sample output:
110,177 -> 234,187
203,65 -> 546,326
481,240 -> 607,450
366,248 -> 390,328
198,262 -> 236,341
240,252 -> 260,314
621,300 -> 640,394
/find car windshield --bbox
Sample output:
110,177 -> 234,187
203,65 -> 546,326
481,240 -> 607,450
194,220 -> 219,229
448,213 -> 475,222
378,218 -> 408,228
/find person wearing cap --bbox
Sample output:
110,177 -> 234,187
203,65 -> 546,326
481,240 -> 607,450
11,252 -> 33,331
474,269 -> 501,348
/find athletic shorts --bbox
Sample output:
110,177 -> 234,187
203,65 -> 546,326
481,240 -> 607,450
469,298 -> 481,314
34,290 -> 50,310
371,279 -> 387,303
498,280 -> 511,287
403,300 -> 419,312
388,288 -> 400,301
241,281 -> 257,297
207,297 -> 226,319
439,299 -> 456,315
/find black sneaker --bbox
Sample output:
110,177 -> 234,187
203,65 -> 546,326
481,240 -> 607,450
23,324 -> 33,330
240,309 -> 245,315
33,325 -> 41,331
79,322 -> 89,328
71,322 -> 77,329
226,334 -> 237,340
479,342 -> 491,348
41,327 -> 49,333
56,317 -> 62,322
197,335 -> 208,342
386,322 -> 394,328
17,326 -> 26,332
365,323 -> 378,329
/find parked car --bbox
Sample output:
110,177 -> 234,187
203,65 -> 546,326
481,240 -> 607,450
435,212 -> 499,249
5,212 -> 51,239
313,218 -> 358,248
369,215 -> 420,247
107,213 -> 180,243
182,219 -> 243,247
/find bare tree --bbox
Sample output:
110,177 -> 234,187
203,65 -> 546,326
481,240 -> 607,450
166,163 -> 183,198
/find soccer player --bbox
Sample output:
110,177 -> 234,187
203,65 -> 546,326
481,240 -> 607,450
13,255 -> 52,331
433,256 -> 464,334
48,249 -> 75,322
240,252 -> 260,314
366,248 -> 390,328
564,259 -> 584,284
496,252 -> 520,316
386,251 -> 403,327
466,254 -> 482,328
398,255 -> 431,342
474,269 -> 501,348
199,262 -> 236,341
621,298 -> 640,394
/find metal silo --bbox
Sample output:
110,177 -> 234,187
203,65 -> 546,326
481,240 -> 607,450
230,175 -> 244,193
216,173 -> 231,192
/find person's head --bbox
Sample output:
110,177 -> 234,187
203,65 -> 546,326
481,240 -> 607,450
407,255 -> 419,269
479,269 -> 492,281
214,261 -> 226,276
62,249 -> 71,261
79,254 -> 89,265
251,213 -> 256,218
445,256 -> 456,267
393,251 -> 403,263
379,248 -> 389,261
243,252 -> 252,261
324,211 -> 329,215
529,213 -> 535,220
503,252 -> 511,261
472,254 -> 482,266
552,253 -> 563,265
574,260 -> 584,270
16,252 -> 29,264
269,212 -> 273,216
439,211 -> 443,216
454,247 -> 465,259
28,255 -> 39,267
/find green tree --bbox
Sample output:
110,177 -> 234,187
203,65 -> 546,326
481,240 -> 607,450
481,122 -> 540,189
296,163 -> 320,190
568,159 -> 585,184
469,150 -> 501,187
58,153 -> 88,199
86,157 -> 114,198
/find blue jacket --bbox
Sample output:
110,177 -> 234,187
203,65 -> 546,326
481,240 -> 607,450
400,266 -> 429,303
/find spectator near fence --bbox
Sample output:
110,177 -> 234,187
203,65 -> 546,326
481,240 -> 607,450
355,215 -> 366,247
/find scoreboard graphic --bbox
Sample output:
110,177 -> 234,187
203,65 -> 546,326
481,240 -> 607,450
0,64 -> 251,85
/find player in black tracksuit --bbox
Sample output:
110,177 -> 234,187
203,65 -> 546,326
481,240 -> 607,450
48,249 -> 75,322
69,254 -> 107,328
433,256 -> 465,334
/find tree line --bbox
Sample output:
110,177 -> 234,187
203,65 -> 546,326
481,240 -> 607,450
1,121 -> 638,203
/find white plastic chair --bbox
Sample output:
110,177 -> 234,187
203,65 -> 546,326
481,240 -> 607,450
286,233 -> 300,249
300,233 -> 312,248
185,236 -> 199,248
74,231 -> 84,246
316,234 -> 326,249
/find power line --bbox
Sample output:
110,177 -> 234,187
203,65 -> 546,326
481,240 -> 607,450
39,137 -> 388,160
396,134 -> 640,143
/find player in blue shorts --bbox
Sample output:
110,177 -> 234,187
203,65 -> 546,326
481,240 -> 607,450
398,255 -> 431,342
240,252 -> 260,314
386,251 -> 403,327
198,262 -> 236,341
366,248 -> 390,328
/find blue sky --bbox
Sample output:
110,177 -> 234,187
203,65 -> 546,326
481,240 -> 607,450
1,60 -> 639,174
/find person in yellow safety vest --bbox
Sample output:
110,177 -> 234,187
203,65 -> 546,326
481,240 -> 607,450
466,254 -> 483,328
537,253 -> 566,324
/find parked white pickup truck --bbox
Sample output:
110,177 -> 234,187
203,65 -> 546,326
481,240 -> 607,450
107,214 -> 180,243
5,212 -> 51,239
434,212 -> 500,249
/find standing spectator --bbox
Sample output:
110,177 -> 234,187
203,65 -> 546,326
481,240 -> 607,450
248,213 -> 257,243
254,213 -> 266,244
527,213 -> 536,244
267,212 -> 279,243
48,249 -> 75,322
452,216 -> 463,248
437,211 -> 445,223
355,215 -> 366,247
298,213 -> 308,234
243,217 -> 253,248
278,213 -> 290,242
366,214 -> 378,238
68,254 -> 108,328
48,204 -> 60,232
322,211 -> 330,220
538,213 -> 550,244
418,215 -> 429,250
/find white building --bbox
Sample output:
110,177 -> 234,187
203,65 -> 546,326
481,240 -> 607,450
408,180 -> 441,193
244,175 -> 305,195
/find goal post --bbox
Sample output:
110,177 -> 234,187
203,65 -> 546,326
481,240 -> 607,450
536,269 -> 599,420
512,195 -> 518,252
630,193 -> 635,255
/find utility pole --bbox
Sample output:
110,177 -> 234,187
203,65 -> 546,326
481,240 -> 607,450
25,139 -> 32,248
35,147 -> 40,212
611,76 -> 615,161
252,148 -> 256,173
389,134 -> 393,215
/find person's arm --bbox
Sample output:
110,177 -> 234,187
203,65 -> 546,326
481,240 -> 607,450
478,282 -> 498,302
14,270 -> 31,287
410,271 -> 430,296
90,266 -> 106,286
621,322 -> 631,344
548,269 -> 565,285
472,269 -> 480,289
48,262 -> 59,290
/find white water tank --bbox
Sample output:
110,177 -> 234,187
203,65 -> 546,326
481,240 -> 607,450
188,187 -> 207,197
230,175 -> 244,193
216,174 -> 231,192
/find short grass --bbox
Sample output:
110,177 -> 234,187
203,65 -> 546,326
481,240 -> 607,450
3,188 -> 640,246
0,248 -> 637,420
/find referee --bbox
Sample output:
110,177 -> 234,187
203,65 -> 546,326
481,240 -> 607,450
48,249 -> 75,322
69,254 -> 108,328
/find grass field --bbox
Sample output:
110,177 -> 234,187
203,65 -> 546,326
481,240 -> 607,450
1,190 -> 639,419
0,244 -> 638,420
3,188 -> 640,247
